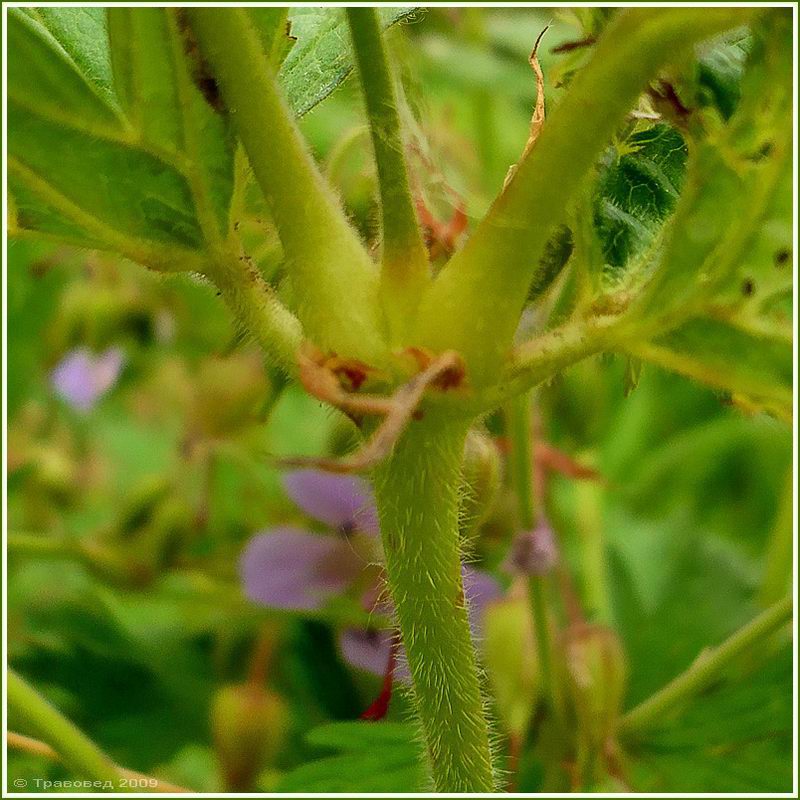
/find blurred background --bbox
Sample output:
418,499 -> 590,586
7,7 -> 793,793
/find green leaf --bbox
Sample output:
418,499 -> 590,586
274,721 -> 426,792
627,647 -> 792,793
593,124 -> 687,272
280,7 -> 415,117
27,7 -> 117,104
8,7 -> 233,264
106,8 -> 235,239
632,316 -> 792,420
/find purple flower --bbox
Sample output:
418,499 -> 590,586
51,347 -> 125,412
240,469 -> 502,679
241,471 -> 378,611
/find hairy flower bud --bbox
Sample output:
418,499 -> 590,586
562,624 -> 628,750
459,429 -> 502,544
212,682 -> 287,792
483,596 -> 540,736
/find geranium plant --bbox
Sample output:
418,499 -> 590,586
6,4 -> 793,794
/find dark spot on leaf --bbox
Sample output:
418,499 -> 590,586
741,278 -> 755,297
775,248 -> 790,267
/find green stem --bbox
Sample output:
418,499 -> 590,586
414,8 -> 753,383
374,415 -> 495,791
574,479 -> 611,624
506,392 -> 556,710
212,253 -> 303,375
7,670 -> 130,789
346,8 -> 429,342
759,470 -> 793,607
618,594 -> 793,737
187,8 -> 387,363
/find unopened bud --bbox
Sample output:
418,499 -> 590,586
212,683 -> 287,791
460,430 -> 502,544
563,624 -> 627,749
504,523 -> 558,576
483,597 -> 540,736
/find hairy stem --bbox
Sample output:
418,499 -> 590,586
374,415 -> 495,792
414,8 -> 753,382
7,670 -> 130,790
212,253 -> 303,375
347,7 -> 429,342
187,8 -> 387,363
618,594 -> 793,736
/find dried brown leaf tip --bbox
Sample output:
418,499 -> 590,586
289,346 -> 466,473
504,26 -> 549,190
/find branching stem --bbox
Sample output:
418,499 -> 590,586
347,8 -> 429,342
187,8 -> 387,363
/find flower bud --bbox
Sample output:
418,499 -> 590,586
459,429 -> 502,544
483,596 -> 540,737
562,624 -> 627,750
212,682 -> 287,791
191,353 -> 271,439
504,523 -> 558,576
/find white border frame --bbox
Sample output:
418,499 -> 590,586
2,3 -> 797,798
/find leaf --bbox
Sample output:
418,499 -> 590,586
274,721 -> 426,793
631,316 -> 792,420
8,7 -> 232,263
106,8 -> 235,237
627,646 -> 792,793
593,124 -> 687,272
27,7 -> 117,104
280,7 -> 417,117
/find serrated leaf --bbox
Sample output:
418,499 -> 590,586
274,721 -> 426,792
280,7 -> 417,117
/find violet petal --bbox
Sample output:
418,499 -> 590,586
283,470 -> 379,534
463,565 -> 503,637
338,627 -> 410,682
240,527 -> 362,611
51,347 -> 125,412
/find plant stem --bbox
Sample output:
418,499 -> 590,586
618,594 -> 793,737
414,8 -> 753,382
187,8 -> 387,363
212,253 -> 303,376
7,731 -> 189,793
374,414 -> 495,791
506,392 -> 556,709
759,470 -> 793,607
7,670 -> 130,790
346,7 -> 429,342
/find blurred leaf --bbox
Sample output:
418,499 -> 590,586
627,646 -> 792,792
274,721 -> 425,792
633,317 -> 792,420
